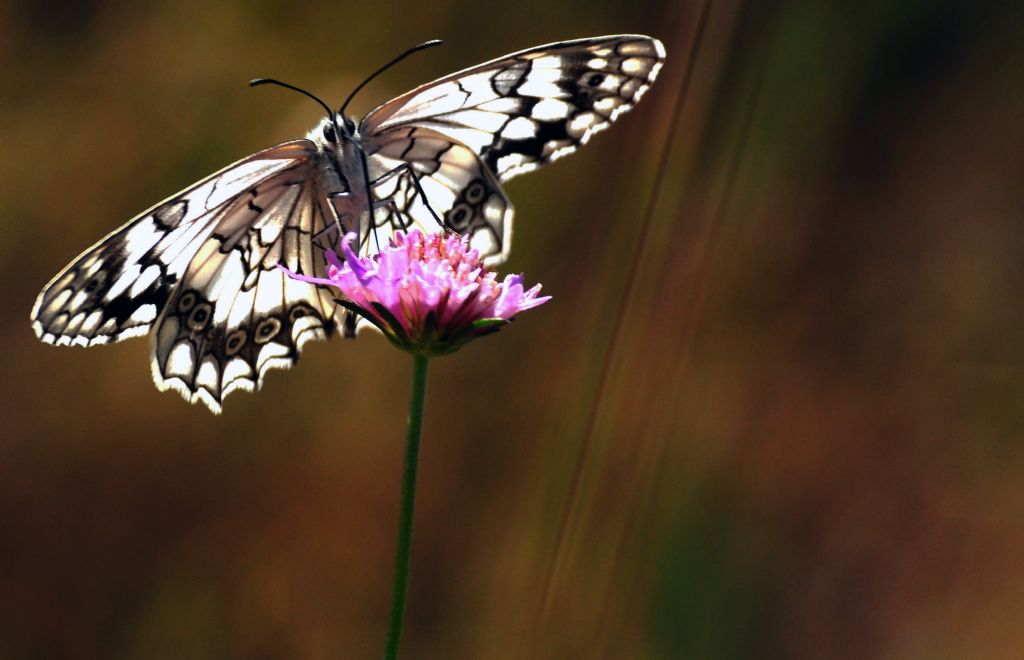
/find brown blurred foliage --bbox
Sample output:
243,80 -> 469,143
2,1 -> 1023,658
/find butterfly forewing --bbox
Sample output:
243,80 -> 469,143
360,35 -> 664,262
32,141 -> 317,347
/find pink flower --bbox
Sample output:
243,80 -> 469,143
284,230 -> 550,356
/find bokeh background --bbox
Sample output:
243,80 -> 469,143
2,0 -> 1023,657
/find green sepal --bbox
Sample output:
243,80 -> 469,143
333,298 -> 386,334
469,317 -> 507,330
371,302 -> 412,347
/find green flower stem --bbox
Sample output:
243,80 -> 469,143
384,352 -> 429,660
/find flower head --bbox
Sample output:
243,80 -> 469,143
285,230 -> 550,356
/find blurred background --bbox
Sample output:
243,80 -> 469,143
2,0 -> 1023,657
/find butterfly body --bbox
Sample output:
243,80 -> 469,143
32,35 -> 665,412
310,118 -> 369,228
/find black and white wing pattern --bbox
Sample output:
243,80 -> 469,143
32,34 -> 664,414
31,141 -> 340,413
366,128 -> 512,260
360,35 -> 665,263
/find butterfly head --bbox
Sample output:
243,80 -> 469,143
317,115 -> 357,147
341,114 -> 356,135
321,115 -> 357,143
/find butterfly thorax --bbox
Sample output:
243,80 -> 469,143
309,116 -> 377,234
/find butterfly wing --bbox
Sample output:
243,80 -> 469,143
31,141 -> 317,345
359,34 -> 665,262
32,140 -> 341,412
366,127 -> 511,261
151,168 -> 341,413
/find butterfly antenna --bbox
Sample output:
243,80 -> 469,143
249,78 -> 337,123
338,39 -> 443,115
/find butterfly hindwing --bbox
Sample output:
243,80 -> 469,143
150,166 -> 340,413
366,127 -> 511,261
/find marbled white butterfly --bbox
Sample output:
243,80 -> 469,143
31,35 -> 665,413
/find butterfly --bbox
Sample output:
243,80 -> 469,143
31,34 -> 666,413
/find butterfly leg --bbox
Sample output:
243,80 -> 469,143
369,164 -> 445,230
328,191 -> 406,255
401,163 -> 445,230
325,191 -> 359,235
